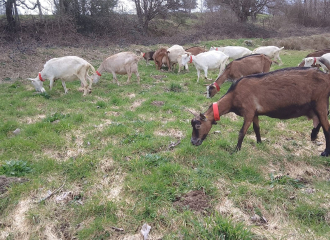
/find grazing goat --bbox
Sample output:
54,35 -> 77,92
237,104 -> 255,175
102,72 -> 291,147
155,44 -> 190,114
305,49 -> 330,58
27,56 -> 95,96
92,52 -> 140,85
252,46 -> 284,65
190,67 -> 330,156
300,50 -> 330,68
153,48 -> 171,71
181,51 -> 229,82
176,46 -> 207,72
207,54 -> 272,98
298,55 -> 330,72
141,51 -> 155,65
209,46 -> 252,60
167,45 -> 188,72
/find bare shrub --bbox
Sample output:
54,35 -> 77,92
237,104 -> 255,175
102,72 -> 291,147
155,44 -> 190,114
262,33 -> 330,51
196,10 -> 274,39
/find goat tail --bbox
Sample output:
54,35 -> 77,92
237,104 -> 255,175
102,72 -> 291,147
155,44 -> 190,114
87,64 -> 97,77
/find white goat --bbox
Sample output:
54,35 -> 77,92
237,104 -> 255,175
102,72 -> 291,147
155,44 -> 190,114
27,56 -> 95,96
167,45 -> 188,72
209,46 -> 252,60
298,54 -> 330,72
252,46 -> 284,65
181,51 -> 229,82
92,52 -> 140,85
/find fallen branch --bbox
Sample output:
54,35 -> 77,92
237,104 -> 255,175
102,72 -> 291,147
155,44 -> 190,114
110,226 -> 124,231
168,140 -> 181,149
36,178 -> 66,203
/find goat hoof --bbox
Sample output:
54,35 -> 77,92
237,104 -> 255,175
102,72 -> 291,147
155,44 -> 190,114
321,149 -> 330,157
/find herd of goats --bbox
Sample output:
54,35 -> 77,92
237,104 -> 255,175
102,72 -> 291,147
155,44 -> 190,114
26,44 -> 330,156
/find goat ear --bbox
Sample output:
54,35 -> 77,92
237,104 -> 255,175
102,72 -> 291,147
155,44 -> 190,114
200,113 -> 207,121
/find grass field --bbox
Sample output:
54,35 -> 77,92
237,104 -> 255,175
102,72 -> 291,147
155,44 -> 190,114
1,39 -> 330,239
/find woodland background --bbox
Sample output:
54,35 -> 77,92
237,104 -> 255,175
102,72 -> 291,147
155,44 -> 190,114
1,0 -> 330,48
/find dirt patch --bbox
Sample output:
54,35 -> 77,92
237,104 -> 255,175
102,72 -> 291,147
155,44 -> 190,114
151,101 -> 164,106
151,75 -> 167,80
0,175 -> 28,194
130,99 -> 145,111
173,190 -> 211,214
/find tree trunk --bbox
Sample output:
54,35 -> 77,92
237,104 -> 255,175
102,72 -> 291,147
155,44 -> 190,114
5,0 -> 15,30
37,0 -> 43,19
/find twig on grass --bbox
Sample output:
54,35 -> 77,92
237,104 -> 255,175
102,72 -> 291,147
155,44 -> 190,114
110,226 -> 124,231
36,178 -> 66,203
168,140 -> 181,149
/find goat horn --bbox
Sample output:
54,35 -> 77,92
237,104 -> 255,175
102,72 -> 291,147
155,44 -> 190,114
186,108 -> 198,117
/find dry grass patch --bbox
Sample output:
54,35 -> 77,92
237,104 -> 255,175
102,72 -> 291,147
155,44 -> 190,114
130,99 -> 145,111
40,129 -> 88,162
18,114 -> 46,124
94,158 -> 126,201
154,128 -> 184,139
2,199 -> 32,240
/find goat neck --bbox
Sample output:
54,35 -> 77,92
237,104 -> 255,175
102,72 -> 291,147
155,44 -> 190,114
93,65 -> 105,83
318,57 -> 330,72
190,96 -> 232,146
207,96 -> 232,119
207,68 -> 230,98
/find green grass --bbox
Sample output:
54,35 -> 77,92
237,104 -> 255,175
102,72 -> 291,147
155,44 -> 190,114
1,41 -> 330,239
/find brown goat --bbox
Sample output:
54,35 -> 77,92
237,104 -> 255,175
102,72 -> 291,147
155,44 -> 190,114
142,51 -> 155,65
190,67 -> 330,156
207,54 -> 272,98
153,48 -> 171,71
305,49 -> 330,58
185,46 -> 206,56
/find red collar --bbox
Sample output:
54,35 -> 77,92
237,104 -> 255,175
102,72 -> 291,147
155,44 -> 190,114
216,47 -> 218,51
213,102 -> 220,121
143,53 -> 146,57
313,57 -> 317,65
189,55 -> 193,63
96,71 -> 102,76
38,73 -> 45,82
213,82 -> 220,92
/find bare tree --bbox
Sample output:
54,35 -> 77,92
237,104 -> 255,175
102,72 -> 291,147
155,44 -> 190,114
4,0 -> 45,30
133,0 -> 168,35
208,0 -> 276,22
5,0 -> 19,30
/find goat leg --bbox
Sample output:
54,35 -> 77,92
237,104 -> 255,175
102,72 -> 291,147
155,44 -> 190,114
320,112 -> 330,156
236,118 -> 253,150
253,116 -> 262,143
311,123 -> 321,141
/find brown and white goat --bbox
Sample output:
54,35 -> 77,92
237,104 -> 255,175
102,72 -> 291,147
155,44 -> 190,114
153,48 -> 171,71
207,54 -> 272,98
191,67 -> 330,156
298,50 -> 330,69
142,51 -> 155,65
